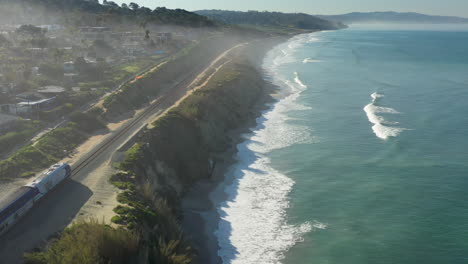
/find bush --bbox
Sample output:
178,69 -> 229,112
39,63 -> 64,80
0,120 -> 43,157
69,111 -> 106,133
118,144 -> 143,172
24,219 -> 139,264
39,103 -> 74,122
0,122 -> 87,178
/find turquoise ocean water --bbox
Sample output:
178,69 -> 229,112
213,26 -> 468,264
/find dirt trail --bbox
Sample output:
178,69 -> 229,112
78,43 -> 247,221
149,43 -> 246,126
0,41 -> 249,263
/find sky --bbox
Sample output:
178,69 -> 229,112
111,0 -> 468,17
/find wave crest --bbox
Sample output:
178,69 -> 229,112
215,33 -> 320,264
363,92 -> 407,139
303,58 -> 322,64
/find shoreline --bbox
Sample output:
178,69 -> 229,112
181,34 -> 300,264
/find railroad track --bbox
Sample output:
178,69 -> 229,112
71,68 -> 200,176
71,42 -> 244,176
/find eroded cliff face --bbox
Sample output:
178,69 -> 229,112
112,39 -> 285,263
127,56 -> 267,199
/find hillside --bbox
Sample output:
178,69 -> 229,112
319,11 -> 468,24
196,10 -> 347,31
0,0 -> 215,27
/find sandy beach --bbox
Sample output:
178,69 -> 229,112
180,38 -> 284,262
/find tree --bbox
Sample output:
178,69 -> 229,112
16,25 -> 45,38
52,48 -> 65,64
104,1 -> 119,8
74,57 -> 88,73
145,30 -> 150,40
129,2 -> 139,11
39,63 -> 64,80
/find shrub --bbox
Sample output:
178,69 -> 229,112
69,111 -> 106,133
0,122 -> 87,179
24,219 -> 139,264
0,120 -> 43,157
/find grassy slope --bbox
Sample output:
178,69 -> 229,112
26,39 -> 274,263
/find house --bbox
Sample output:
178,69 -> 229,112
37,86 -> 66,95
16,97 -> 56,113
79,27 -> 111,41
63,61 -> 75,72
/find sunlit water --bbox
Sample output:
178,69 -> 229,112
214,26 -> 468,264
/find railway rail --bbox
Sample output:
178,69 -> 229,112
71,67 -> 199,176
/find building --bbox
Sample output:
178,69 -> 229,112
63,61 -> 75,72
11,97 -> 56,114
79,27 -> 111,41
37,86 -> 66,95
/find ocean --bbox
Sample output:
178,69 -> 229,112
212,26 -> 468,264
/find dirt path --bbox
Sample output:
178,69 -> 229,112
0,42 -> 247,263
77,43 -> 247,222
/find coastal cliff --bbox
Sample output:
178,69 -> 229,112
111,39 -> 282,263
107,42 -> 277,264
23,36 -> 284,263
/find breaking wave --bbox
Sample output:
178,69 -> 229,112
294,72 -> 307,89
303,58 -> 322,64
215,33 -> 320,264
363,92 -> 406,139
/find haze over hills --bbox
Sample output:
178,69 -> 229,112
318,11 -> 468,24
196,10 -> 347,31
0,0 -> 215,27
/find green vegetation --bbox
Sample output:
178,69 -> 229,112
102,34 -> 246,119
39,103 -> 74,122
24,219 -> 139,264
0,117 -> 105,178
118,144 -> 143,172
0,122 -> 85,178
103,143 -> 195,263
69,111 -> 107,133
27,41 -> 274,263
3,0 -> 216,28
0,120 -> 43,158
196,10 -> 347,30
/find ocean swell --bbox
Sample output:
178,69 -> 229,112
214,33 -> 319,264
363,92 -> 406,139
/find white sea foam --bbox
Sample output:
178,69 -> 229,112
363,93 -> 406,139
214,33 -> 320,264
307,36 -> 321,43
294,72 -> 307,89
312,221 -> 328,230
271,34 -> 322,67
303,58 -> 322,64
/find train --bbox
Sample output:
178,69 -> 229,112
0,163 -> 71,236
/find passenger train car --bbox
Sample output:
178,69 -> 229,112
0,163 -> 71,236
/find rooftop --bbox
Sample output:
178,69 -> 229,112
37,85 -> 66,94
17,97 -> 55,106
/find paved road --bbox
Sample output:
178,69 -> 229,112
0,43 -> 243,263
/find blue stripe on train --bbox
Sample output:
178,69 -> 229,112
0,187 -> 39,224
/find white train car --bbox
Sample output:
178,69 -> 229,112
25,163 -> 71,197
0,163 -> 71,236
